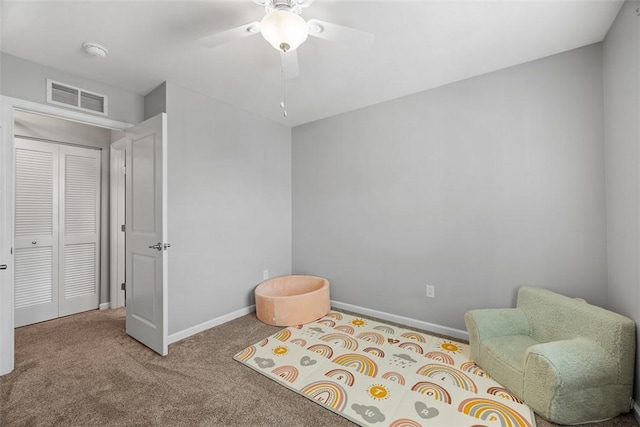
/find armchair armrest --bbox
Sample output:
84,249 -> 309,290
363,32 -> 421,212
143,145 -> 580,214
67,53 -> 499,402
523,338 -> 617,423
523,338 -> 629,424
465,308 -> 530,341
524,338 -> 616,389
465,308 -> 530,361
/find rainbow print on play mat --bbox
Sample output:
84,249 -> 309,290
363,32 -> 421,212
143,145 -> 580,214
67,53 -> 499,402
320,333 -> 360,350
332,353 -> 379,377
381,371 -> 406,385
411,381 -> 452,404
325,368 -> 356,386
458,397 -> 533,427
356,331 -> 386,345
234,310 -> 536,427
301,381 -> 348,411
400,331 -> 427,342
334,324 -> 356,335
425,351 -> 455,365
307,343 -> 334,358
416,364 -> 478,393
388,419 -> 421,427
234,345 -> 255,362
274,329 -> 291,341
271,365 -> 299,383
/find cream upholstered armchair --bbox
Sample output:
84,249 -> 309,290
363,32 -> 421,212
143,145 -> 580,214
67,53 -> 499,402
464,286 -> 636,425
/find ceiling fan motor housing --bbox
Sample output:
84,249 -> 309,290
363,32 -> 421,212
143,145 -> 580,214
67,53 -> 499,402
260,0 -> 311,14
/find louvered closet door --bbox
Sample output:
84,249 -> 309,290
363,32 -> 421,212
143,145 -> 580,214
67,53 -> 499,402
58,146 -> 100,316
14,140 -> 101,327
14,139 -> 59,327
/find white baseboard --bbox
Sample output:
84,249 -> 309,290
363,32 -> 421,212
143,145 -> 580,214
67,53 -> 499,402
166,301 -> 468,346
98,302 -> 110,310
168,305 -> 256,345
633,401 -> 639,424
330,300 -> 469,341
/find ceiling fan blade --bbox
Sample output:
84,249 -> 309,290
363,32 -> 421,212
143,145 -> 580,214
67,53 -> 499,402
281,50 -> 300,80
306,19 -> 374,48
198,22 -> 261,48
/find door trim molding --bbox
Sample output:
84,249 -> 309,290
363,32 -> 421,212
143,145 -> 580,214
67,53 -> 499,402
0,95 -> 131,376
109,146 -> 126,309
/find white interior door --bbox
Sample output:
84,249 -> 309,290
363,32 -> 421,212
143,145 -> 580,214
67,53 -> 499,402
124,113 -> 168,356
14,139 -> 59,327
58,145 -> 101,317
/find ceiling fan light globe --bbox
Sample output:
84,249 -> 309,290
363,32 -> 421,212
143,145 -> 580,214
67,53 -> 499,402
260,10 -> 308,52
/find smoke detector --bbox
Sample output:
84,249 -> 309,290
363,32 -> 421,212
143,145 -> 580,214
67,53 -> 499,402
82,42 -> 108,58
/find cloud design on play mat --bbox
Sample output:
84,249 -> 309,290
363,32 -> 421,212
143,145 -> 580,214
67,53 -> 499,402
308,327 -> 324,333
254,357 -> 275,369
393,354 -> 417,363
352,404 -> 385,423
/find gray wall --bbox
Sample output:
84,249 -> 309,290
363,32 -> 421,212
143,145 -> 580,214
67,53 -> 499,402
1,53 -> 144,124
144,82 -> 166,120
292,44 -> 607,331
603,0 -> 640,398
13,111 -> 113,305
158,82 -> 292,335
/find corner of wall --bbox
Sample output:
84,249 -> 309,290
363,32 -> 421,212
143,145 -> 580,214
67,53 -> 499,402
143,82 -> 167,120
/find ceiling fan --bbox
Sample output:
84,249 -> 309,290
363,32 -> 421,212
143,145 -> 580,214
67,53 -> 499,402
198,0 -> 374,80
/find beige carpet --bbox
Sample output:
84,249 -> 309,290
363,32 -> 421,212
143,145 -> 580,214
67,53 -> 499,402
0,308 -> 637,427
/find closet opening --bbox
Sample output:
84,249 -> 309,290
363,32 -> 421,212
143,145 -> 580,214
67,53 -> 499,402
13,110 -> 124,327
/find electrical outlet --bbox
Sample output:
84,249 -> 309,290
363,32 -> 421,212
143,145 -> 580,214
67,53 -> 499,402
426,285 -> 435,298
263,270 -> 269,280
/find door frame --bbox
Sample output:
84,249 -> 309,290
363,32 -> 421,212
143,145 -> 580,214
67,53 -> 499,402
0,95 -> 131,376
109,141 -> 126,309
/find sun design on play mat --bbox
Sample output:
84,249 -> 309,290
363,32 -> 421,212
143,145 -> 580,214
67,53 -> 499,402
438,341 -> 462,354
351,318 -> 367,327
367,384 -> 390,401
272,346 -> 289,356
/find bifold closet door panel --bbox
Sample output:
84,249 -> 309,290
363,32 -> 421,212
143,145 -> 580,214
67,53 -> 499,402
14,139 -> 59,328
58,145 -> 101,317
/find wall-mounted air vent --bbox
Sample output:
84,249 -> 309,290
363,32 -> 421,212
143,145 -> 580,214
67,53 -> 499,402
46,79 -> 108,115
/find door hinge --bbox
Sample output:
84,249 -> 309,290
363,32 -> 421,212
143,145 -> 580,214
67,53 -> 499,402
121,224 -> 125,232
121,283 -> 126,291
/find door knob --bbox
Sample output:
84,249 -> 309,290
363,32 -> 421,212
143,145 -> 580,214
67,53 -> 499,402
148,243 -> 163,251
0,264 -> 7,270
32,241 -> 37,245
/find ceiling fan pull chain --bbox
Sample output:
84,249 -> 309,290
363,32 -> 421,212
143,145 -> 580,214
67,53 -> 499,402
280,52 -> 288,118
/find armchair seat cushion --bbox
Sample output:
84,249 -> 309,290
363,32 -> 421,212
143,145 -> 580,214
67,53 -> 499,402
481,334 -> 538,396
465,286 -> 636,425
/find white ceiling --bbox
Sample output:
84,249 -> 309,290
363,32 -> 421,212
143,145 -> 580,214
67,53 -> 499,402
0,0 -> 624,127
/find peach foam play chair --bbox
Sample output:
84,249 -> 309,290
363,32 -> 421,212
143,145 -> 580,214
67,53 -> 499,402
464,286 -> 636,425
